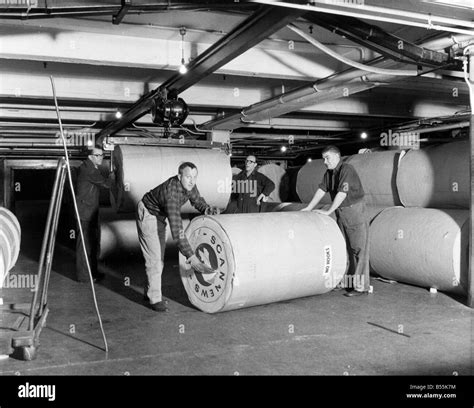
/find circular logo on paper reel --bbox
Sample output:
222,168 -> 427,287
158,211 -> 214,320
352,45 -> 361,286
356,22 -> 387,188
194,243 -> 218,287
188,227 -> 230,303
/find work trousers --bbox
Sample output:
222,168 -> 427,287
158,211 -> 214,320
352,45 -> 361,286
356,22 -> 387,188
336,201 -> 370,292
136,200 -> 167,304
75,213 -> 100,282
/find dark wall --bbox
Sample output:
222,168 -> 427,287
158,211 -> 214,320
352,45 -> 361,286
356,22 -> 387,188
11,165 -> 111,250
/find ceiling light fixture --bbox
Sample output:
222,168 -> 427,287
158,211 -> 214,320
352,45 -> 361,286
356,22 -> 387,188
179,27 -> 188,75
152,97 -> 189,128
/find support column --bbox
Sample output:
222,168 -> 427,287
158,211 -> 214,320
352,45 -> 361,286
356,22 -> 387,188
468,48 -> 474,308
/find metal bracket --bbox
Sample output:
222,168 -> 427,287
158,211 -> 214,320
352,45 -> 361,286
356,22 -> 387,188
104,136 -> 227,151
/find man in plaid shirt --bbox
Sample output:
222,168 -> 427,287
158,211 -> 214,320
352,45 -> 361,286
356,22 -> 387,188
137,161 -> 218,312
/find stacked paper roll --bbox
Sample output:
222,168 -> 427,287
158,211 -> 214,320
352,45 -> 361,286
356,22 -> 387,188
0,207 -> 21,287
99,208 -> 192,260
370,207 -> 468,295
396,141 -> 468,208
258,163 -> 287,203
111,145 -> 232,213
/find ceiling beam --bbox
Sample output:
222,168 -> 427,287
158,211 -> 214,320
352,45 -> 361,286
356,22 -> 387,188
159,8 -> 303,95
112,0 -> 131,25
0,23 -> 365,80
96,5 -> 304,143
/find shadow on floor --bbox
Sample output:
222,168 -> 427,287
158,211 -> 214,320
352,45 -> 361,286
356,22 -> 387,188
13,200 -> 195,312
99,251 -> 196,310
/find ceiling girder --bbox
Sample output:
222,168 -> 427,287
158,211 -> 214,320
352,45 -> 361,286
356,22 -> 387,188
96,4 -> 304,143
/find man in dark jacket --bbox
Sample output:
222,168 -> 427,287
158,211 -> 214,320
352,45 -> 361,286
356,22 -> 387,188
301,145 -> 370,296
75,147 -> 112,283
136,162 -> 218,312
232,155 -> 275,213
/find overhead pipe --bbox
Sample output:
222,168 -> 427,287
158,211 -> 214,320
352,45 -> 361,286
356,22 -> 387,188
394,121 -> 470,135
0,1 -> 257,19
288,24 -> 419,76
203,67 -> 380,129
230,133 -> 345,141
96,5 -> 304,143
204,72 -> 397,130
202,33 -> 465,131
204,53 -> 429,129
303,13 -> 452,68
254,1 -> 474,36
246,74 -> 394,122
314,0 -> 474,30
422,35 -> 474,52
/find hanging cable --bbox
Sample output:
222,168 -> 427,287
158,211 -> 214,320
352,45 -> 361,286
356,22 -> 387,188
49,76 -> 109,354
178,117 -> 211,135
179,125 -> 203,136
131,123 -> 162,138
187,117 -> 211,134
288,23 -> 419,76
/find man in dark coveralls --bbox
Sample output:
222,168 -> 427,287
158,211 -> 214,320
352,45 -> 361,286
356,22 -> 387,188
75,147 -> 112,283
232,155 -> 275,213
301,145 -> 370,296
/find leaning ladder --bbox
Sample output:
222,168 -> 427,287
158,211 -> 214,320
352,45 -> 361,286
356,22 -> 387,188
0,158 -> 66,360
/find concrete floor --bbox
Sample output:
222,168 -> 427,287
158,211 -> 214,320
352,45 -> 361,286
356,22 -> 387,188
0,201 -> 473,375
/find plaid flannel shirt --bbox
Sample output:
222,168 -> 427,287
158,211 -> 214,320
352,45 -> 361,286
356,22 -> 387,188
142,176 -> 209,258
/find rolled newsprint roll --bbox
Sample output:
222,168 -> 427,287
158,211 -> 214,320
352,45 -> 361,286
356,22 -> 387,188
346,151 -> 403,206
370,207 -> 468,294
258,163 -> 287,203
264,202 -> 384,224
297,152 -> 403,207
396,141 -> 468,208
179,212 -> 347,313
296,159 -> 332,204
0,207 -> 21,287
99,208 -> 191,259
111,145 -> 232,213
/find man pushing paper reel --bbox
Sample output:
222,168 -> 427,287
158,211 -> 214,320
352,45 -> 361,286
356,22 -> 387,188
179,212 -> 347,313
